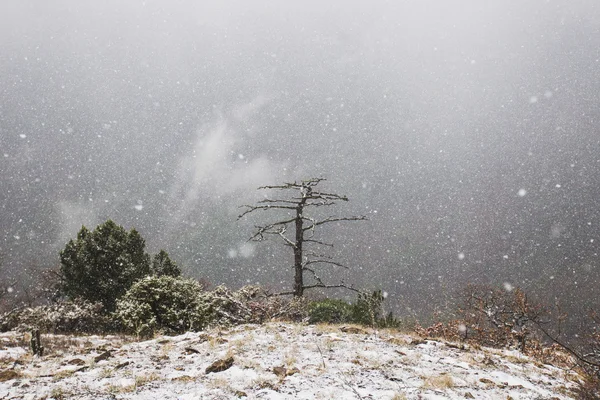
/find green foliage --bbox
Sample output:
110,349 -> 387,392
151,250 -> 181,278
351,290 -> 385,326
115,275 -> 207,337
308,290 -> 400,327
59,220 -> 150,312
308,299 -> 353,324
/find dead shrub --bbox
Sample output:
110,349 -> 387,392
456,284 -> 547,352
0,299 -> 114,334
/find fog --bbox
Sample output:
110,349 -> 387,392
2,0 -> 600,322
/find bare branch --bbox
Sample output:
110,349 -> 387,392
258,178 -> 325,191
257,199 -> 301,205
302,282 -> 361,293
312,216 -> 368,227
238,205 -> 296,219
304,266 -> 326,287
247,218 -> 299,241
534,320 -> 600,369
276,226 -> 296,248
304,239 -> 334,247
304,259 -> 346,269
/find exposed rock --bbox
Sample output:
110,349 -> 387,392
184,347 -> 200,354
115,361 -> 131,369
272,366 -> 287,378
205,356 -> 234,373
272,365 -> 300,378
94,350 -> 112,363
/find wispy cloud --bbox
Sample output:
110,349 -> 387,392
164,95 -> 285,238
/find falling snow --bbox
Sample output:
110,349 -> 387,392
0,1 -> 599,368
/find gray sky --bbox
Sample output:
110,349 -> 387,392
2,0 -> 600,320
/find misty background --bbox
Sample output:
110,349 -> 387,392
1,0 -> 600,327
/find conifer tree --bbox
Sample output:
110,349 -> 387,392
59,220 -> 150,312
151,250 -> 181,278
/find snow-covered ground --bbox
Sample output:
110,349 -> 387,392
0,323 -> 579,399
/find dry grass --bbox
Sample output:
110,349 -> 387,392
52,368 -> 77,380
98,367 -> 114,379
50,385 -> 70,399
171,375 -> 196,382
0,369 -> 23,382
387,336 -> 411,346
160,341 -> 174,357
107,371 -> 161,394
283,344 -> 298,367
237,356 -> 261,370
206,376 -> 230,390
230,331 -> 255,354
251,376 -> 279,391
135,372 -> 160,387
422,373 -> 454,389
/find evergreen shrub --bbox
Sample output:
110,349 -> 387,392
308,299 -> 353,324
115,275 -> 207,337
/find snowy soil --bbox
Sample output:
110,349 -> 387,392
0,323 -> 579,399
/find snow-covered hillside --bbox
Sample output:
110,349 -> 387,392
0,323 -> 579,399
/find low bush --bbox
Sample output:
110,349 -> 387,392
308,299 -> 353,324
115,275 -> 208,337
115,280 -> 309,337
199,285 -> 308,325
0,299 -> 113,334
455,284 -> 547,351
308,290 -> 400,327
351,290 -> 385,326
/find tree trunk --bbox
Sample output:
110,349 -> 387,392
293,201 -> 305,297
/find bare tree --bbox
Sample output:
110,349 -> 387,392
239,178 -> 366,297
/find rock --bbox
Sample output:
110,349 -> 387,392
464,392 -> 475,399
272,366 -> 287,378
115,361 -> 131,369
205,356 -> 234,373
184,347 -> 200,354
94,350 -> 112,363
273,365 -> 300,378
